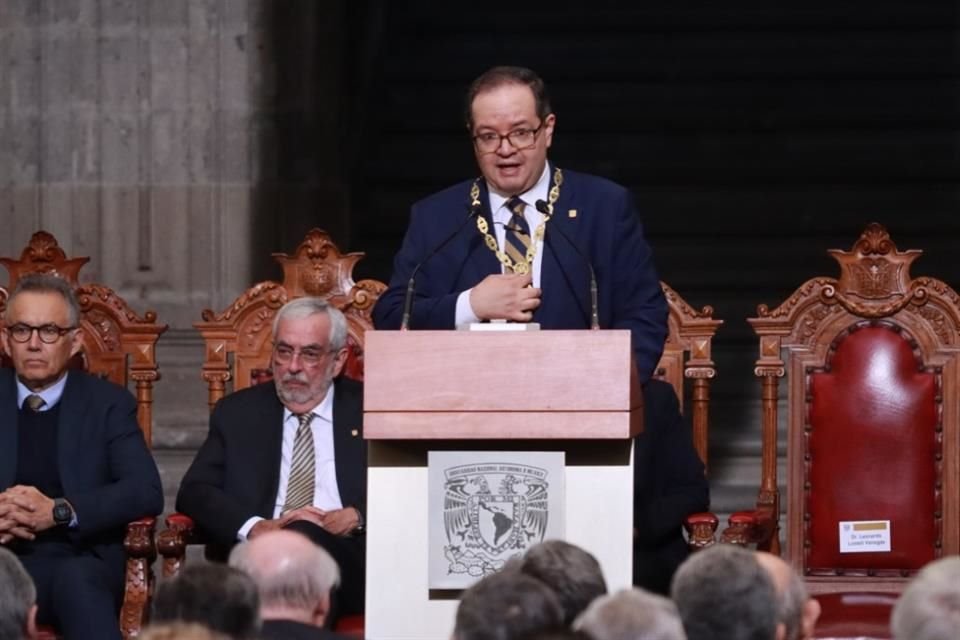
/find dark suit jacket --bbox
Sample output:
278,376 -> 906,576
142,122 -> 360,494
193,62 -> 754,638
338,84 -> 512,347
633,379 -> 710,594
0,369 -> 164,573
261,619 -> 352,640
176,378 -> 366,548
372,165 -> 669,382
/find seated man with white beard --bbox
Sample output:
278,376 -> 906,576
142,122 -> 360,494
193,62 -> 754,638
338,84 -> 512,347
177,298 -> 366,620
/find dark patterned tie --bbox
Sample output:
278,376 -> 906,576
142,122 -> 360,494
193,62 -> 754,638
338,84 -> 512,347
25,394 -> 45,412
283,412 -> 316,512
503,197 -> 531,273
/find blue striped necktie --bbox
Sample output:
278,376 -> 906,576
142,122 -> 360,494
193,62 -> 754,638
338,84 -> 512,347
504,197 -> 531,272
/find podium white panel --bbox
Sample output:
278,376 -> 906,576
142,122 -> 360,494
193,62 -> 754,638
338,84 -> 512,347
365,444 -> 634,640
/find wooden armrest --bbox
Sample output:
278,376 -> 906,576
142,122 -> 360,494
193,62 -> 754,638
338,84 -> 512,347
121,517 -> 157,638
683,512 -> 719,550
720,509 -> 776,548
157,512 -> 197,578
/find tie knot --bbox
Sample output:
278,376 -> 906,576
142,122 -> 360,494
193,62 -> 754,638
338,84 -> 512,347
295,412 -> 315,430
25,394 -> 45,412
506,197 -> 526,217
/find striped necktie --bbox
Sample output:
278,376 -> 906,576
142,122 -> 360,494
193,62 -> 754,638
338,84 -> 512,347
503,196 -> 531,273
283,412 -> 316,512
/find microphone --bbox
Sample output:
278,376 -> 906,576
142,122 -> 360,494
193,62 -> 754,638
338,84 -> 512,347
535,199 -> 600,330
400,202 -> 482,330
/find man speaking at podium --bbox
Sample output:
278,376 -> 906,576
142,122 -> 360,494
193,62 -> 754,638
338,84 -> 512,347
372,65 -> 668,383
373,67 -> 706,592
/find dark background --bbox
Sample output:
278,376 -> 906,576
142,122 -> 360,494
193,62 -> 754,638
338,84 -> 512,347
252,0 -> 960,511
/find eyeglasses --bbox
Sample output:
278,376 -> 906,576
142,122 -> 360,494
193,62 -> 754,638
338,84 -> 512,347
5,323 -> 77,344
273,343 -> 335,367
472,122 -> 544,154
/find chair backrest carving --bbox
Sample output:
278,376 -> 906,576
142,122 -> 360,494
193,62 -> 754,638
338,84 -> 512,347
195,228 -> 385,411
0,231 -> 167,444
655,282 -> 723,468
747,223 -> 960,591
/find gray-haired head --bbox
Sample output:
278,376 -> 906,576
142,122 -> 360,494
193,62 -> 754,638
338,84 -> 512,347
891,556 -> 960,640
671,544 -> 779,640
0,548 -> 36,640
3,273 -> 80,328
229,530 -> 340,626
516,539 -> 607,625
755,551 -> 819,640
271,298 -> 348,352
454,568 -> 564,640
574,587 -> 686,640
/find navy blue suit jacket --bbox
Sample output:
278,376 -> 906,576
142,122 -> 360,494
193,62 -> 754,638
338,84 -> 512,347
176,378 -> 366,548
0,369 -> 164,572
372,167 -> 668,381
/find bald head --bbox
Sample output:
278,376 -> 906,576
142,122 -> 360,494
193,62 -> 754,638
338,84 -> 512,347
229,530 -> 340,626
755,552 -> 820,640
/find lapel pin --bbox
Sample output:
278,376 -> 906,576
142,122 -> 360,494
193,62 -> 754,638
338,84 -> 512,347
568,209 -> 577,218
351,429 -> 359,437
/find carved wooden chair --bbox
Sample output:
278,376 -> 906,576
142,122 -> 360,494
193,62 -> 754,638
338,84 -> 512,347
720,224 -> 960,635
654,283 -> 724,548
0,231 -> 167,640
157,229 -> 384,636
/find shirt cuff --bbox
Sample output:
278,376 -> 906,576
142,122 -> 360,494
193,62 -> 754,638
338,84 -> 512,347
238,516 -> 264,541
455,289 -> 480,328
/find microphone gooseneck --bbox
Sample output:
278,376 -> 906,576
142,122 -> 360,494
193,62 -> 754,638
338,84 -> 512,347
400,202 -> 482,331
535,199 -> 600,330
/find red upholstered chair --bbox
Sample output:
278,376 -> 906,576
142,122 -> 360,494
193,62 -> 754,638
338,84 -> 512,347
654,283 -> 724,548
157,229 -> 384,638
721,224 -> 960,635
0,231 -> 167,640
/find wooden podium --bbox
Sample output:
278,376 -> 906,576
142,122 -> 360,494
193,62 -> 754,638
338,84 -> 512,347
363,329 -> 643,640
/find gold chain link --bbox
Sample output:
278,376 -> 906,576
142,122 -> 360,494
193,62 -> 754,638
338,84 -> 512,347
471,167 -> 563,275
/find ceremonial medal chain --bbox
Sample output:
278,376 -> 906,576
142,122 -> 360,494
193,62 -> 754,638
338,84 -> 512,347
472,167 -> 564,275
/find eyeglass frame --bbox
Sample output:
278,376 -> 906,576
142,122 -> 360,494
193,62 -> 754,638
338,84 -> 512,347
471,121 -> 545,154
272,342 -> 341,368
4,322 -> 78,344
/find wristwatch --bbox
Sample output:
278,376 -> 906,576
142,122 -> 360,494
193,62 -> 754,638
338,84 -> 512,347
52,498 -> 74,527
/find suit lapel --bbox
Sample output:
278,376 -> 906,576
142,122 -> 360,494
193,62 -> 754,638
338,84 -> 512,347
331,380 -> 364,508
56,372 -> 88,493
259,383 -> 285,516
463,179 -> 503,286
0,372 -> 18,490
536,169 -> 591,326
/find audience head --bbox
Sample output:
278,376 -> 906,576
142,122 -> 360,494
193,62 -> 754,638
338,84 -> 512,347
453,568 -> 564,640
0,547 -> 37,640
229,529 -> 341,627
139,622 -> 230,640
270,297 -> 349,413
152,562 -> 261,640
1,273 -> 83,391
891,556 -> 960,640
671,544 -> 781,640
515,539 -> 607,625
755,552 -> 820,640
574,587 -> 686,640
